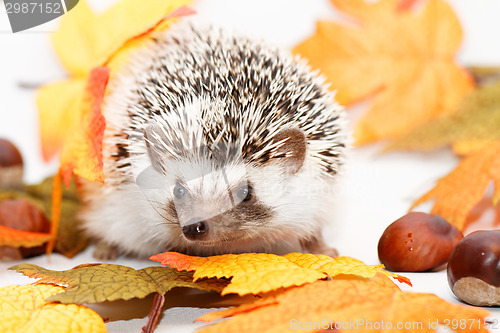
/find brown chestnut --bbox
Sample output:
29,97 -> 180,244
0,199 -> 51,260
378,212 -> 463,272
447,230 -> 500,306
0,138 -> 23,189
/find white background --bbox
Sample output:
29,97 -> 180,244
0,0 -> 500,332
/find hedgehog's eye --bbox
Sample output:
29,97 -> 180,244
237,185 -> 253,202
173,184 -> 186,199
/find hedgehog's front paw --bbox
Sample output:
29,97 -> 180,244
300,234 -> 338,258
317,247 -> 339,258
93,242 -> 119,260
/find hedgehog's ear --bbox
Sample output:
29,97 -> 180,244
270,128 -> 306,175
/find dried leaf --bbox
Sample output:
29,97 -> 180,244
25,176 -> 88,258
58,66 -> 109,186
9,263 -> 226,304
37,79 -> 84,161
38,0 -> 193,161
197,275 -> 489,333
293,0 -> 472,145
50,0 -> 193,76
0,225 -> 53,248
0,284 -> 106,333
411,141 -> 500,230
150,252 -> 410,295
388,79 -> 500,152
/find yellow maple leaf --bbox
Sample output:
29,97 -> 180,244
38,0 -> 192,162
293,0 -> 473,145
197,274 -> 489,333
411,141 -> 500,230
150,252 -> 410,295
0,284 -> 106,333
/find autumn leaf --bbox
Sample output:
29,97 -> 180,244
411,141 -> 500,230
38,0 -> 193,162
0,284 -> 106,333
58,66 -> 109,186
150,252 -> 410,295
24,176 -> 89,258
9,263 -> 226,304
50,0 -> 193,76
196,275 -> 489,333
293,0 -> 473,145
0,225 -> 53,248
37,79 -> 84,161
388,79 -> 500,153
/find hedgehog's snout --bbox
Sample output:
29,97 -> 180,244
182,218 -> 209,240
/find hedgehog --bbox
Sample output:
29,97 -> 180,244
79,24 -> 347,259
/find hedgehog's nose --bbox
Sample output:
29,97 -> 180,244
182,219 -> 208,240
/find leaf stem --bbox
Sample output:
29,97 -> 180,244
142,293 -> 166,333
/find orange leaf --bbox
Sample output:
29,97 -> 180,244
293,0 -> 473,144
47,171 -> 62,255
411,141 -> 500,230
0,225 -> 54,248
59,67 -> 109,187
196,275 -> 489,333
39,0 -> 193,162
150,252 -> 410,295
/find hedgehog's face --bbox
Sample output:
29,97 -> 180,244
162,162 -> 276,248
141,126 -> 315,254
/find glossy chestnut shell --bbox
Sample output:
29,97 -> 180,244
0,138 -> 23,168
447,230 -> 500,305
378,212 -> 463,272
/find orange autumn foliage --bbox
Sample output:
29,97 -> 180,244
293,0 -> 473,144
150,252 -> 410,295
58,67 -> 109,187
0,225 -> 54,248
412,141 -> 500,230
197,275 -> 489,333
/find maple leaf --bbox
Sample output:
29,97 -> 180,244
388,79 -> 500,153
58,66 -> 109,186
293,0 -> 473,144
38,0 -> 193,164
9,263 -> 226,304
150,252 -> 410,295
0,284 -> 106,333
411,141 -> 500,230
0,225 -> 54,248
196,275 -> 489,333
